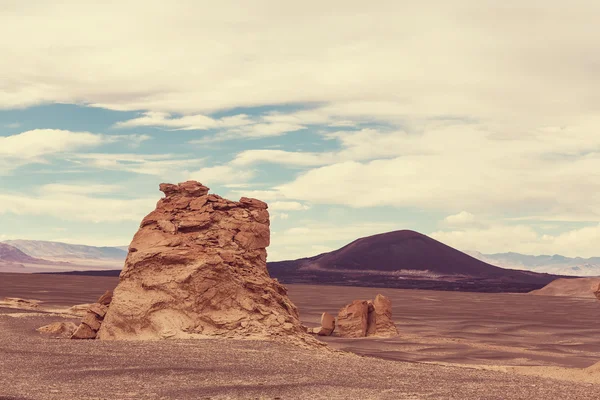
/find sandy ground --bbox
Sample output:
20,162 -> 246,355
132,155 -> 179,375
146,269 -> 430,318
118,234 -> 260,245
1,273 -> 600,399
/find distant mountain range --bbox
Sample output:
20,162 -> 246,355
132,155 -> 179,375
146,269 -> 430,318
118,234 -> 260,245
3,234 -> 598,287
466,251 -> 600,277
3,240 -> 128,261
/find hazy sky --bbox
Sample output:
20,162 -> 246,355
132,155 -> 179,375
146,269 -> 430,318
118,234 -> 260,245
1,1 -> 599,259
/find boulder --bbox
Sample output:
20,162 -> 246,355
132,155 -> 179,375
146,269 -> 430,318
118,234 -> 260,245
97,181 -> 313,344
37,322 -> 78,338
70,292 -> 114,340
71,322 -> 96,339
334,294 -> 399,338
369,294 -> 399,337
594,283 -> 600,301
336,300 -> 369,338
318,312 -> 335,336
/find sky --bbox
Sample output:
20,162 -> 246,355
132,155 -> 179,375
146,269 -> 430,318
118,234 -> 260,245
1,1 -> 599,260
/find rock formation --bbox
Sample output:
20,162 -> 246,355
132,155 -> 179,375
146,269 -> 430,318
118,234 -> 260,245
71,290 -> 112,339
334,295 -> 399,338
336,300 -> 370,338
308,312 -> 336,336
37,322 -> 78,338
594,283 -> 600,301
369,294 -> 399,337
97,181 -> 313,344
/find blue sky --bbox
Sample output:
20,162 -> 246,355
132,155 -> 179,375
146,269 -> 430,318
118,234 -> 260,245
1,1 -> 599,260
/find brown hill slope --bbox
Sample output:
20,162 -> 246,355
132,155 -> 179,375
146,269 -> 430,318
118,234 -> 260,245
529,277 -> 600,299
0,243 -> 45,265
268,230 -> 562,293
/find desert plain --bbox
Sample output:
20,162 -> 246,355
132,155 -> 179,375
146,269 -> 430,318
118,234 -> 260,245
1,272 -> 599,399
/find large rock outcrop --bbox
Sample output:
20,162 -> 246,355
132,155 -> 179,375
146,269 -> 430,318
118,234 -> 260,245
97,181 -> 311,343
334,295 -> 399,338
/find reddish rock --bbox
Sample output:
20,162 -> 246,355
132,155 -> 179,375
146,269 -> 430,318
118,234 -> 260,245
318,312 -> 335,336
37,322 -> 78,338
594,283 -> 600,301
336,300 -> 369,338
335,294 -> 399,338
97,290 -> 113,306
71,323 -> 96,339
97,181 -> 313,344
82,313 -> 102,331
368,294 -> 399,337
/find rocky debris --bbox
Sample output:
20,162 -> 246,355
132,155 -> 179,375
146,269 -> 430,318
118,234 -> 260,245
71,291 -> 113,340
331,295 -> 399,338
0,297 -> 41,309
67,303 -> 93,317
97,181 -> 316,346
594,283 -> 600,301
37,322 -> 78,338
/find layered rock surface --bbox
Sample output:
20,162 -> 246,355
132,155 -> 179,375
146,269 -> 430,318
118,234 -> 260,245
71,290 -> 112,339
97,181 -> 311,343
335,295 -> 399,338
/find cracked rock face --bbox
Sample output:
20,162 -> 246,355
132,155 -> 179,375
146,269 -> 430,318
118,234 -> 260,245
97,181 -> 310,342
335,295 -> 399,338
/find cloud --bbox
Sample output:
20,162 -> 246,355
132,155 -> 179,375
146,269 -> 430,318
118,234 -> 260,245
4,122 -> 21,128
0,185 -> 156,223
443,211 -> 477,227
269,201 -> 310,211
268,221 -> 399,261
1,1 -> 598,131
115,111 -> 253,131
431,223 -> 600,258
0,129 -> 151,174
67,153 -> 202,177
188,165 -> 256,185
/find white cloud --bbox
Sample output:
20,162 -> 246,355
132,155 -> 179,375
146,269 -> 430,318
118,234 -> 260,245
269,201 -> 310,211
443,211 -> 477,227
268,221 -> 400,261
115,111 -> 253,131
72,153 -> 202,177
0,186 -> 156,223
4,122 -> 21,128
431,223 -> 600,258
0,129 -> 151,174
1,1 -> 597,129
188,165 -> 256,185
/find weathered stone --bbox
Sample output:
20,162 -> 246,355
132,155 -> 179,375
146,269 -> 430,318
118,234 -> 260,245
71,323 -> 97,339
88,303 -> 108,318
336,300 -> 369,338
37,322 -> 78,338
594,283 -> 600,301
318,312 -> 335,336
82,312 -> 102,331
97,181 -> 314,344
368,294 -> 399,337
239,197 -> 268,209
97,290 -> 113,306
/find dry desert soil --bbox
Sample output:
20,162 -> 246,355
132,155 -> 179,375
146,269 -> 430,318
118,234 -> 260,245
1,272 -> 600,399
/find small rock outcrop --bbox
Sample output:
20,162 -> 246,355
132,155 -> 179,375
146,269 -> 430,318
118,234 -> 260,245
97,181 -> 313,344
594,283 -> 600,301
71,290 -> 112,339
336,300 -> 370,338
37,322 -> 78,338
334,295 -> 398,338
369,294 -> 399,337
308,312 -> 336,336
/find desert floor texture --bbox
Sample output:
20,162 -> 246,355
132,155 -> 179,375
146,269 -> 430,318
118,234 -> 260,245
1,272 -> 599,399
